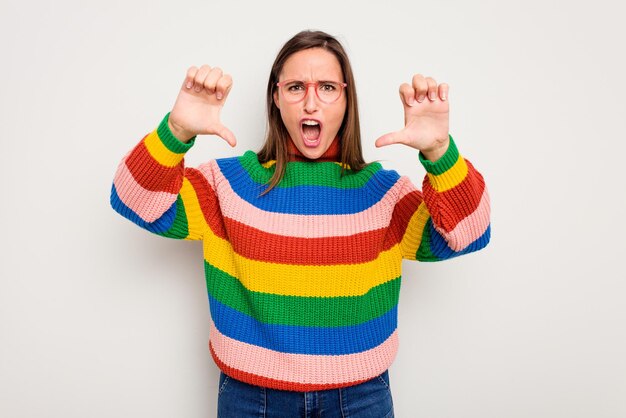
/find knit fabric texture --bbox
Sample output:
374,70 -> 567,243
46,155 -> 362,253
110,113 -> 491,391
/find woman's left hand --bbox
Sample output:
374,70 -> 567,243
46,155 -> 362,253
375,74 -> 450,161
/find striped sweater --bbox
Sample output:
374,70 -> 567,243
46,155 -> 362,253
110,113 -> 491,391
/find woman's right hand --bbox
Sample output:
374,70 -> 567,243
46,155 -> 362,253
168,65 -> 237,146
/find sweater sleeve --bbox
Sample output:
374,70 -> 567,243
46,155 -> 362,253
110,113 -> 220,241
393,135 -> 491,261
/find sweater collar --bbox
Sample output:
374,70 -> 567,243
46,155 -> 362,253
287,136 -> 341,162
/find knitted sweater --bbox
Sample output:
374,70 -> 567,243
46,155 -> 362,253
110,113 -> 491,391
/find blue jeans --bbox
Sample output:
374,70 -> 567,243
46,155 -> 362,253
217,371 -> 394,418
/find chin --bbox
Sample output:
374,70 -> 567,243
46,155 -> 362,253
297,148 -> 320,159
298,140 -> 330,159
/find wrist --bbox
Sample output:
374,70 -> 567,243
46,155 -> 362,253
167,118 -> 194,143
420,137 -> 450,162
419,134 -> 458,174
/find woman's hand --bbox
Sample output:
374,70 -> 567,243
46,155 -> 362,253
375,74 -> 450,161
168,65 -> 237,146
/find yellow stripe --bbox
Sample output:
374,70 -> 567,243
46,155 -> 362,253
426,155 -> 468,192
202,230 -> 402,297
180,178 -> 207,240
144,130 -> 185,168
333,162 -> 351,169
400,202 -> 430,260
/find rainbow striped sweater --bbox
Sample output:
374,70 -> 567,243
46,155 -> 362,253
110,113 -> 491,391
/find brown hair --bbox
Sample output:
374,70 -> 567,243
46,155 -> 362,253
257,30 -> 367,194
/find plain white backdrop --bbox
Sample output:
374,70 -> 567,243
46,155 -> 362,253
1,0 -> 625,417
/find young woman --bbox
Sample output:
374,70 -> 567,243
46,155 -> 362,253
111,30 -> 490,418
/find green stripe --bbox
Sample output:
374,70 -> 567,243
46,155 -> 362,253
416,219 -> 439,262
419,135 -> 459,175
156,112 -> 196,154
204,261 -> 401,327
158,196 -> 189,239
239,151 -> 381,189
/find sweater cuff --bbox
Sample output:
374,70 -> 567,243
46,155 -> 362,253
143,113 -> 196,167
419,135 -> 458,173
158,112 -> 196,152
419,135 -> 468,192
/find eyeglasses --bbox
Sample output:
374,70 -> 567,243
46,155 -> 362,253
276,80 -> 347,104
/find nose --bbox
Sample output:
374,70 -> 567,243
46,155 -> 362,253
303,84 -> 319,113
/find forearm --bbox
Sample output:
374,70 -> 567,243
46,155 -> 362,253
110,113 -> 208,240
419,136 -> 491,258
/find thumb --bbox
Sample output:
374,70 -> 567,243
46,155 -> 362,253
375,130 -> 403,148
214,123 -> 237,147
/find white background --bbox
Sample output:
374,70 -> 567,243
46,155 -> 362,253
1,0 -> 625,417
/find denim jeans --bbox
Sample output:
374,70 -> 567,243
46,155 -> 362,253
217,371 -> 394,418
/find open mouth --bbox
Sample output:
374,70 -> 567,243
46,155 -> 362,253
301,120 -> 322,147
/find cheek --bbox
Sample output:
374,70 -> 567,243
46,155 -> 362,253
280,107 -> 299,132
333,105 -> 347,127
275,95 -> 295,128
282,107 -> 296,124
337,99 -> 347,119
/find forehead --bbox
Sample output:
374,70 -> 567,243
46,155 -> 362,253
280,48 -> 343,81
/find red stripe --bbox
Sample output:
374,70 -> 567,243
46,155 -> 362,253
210,343 -> 369,392
223,216 -> 393,265
422,159 -> 485,232
385,189 -> 424,249
184,167 -> 228,238
125,139 -> 183,193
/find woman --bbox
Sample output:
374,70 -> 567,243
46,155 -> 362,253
111,30 -> 490,417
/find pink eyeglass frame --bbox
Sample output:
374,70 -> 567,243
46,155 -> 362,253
275,80 -> 348,104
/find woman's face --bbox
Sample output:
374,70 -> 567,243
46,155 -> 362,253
273,48 -> 347,160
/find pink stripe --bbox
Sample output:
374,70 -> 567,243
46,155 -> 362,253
113,159 -> 178,222
198,161 -> 411,238
435,187 -> 491,251
209,320 -> 398,385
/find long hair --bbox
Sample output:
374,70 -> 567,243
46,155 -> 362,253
257,30 -> 367,194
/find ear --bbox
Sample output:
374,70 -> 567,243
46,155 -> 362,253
273,90 -> 280,109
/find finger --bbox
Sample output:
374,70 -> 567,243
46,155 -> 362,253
204,67 -> 223,94
194,65 -> 212,92
184,66 -> 198,90
214,123 -> 237,147
439,83 -> 449,101
411,74 -> 428,102
425,77 -> 438,101
375,131 -> 406,148
215,74 -> 233,101
375,132 -> 395,148
398,83 -> 416,107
